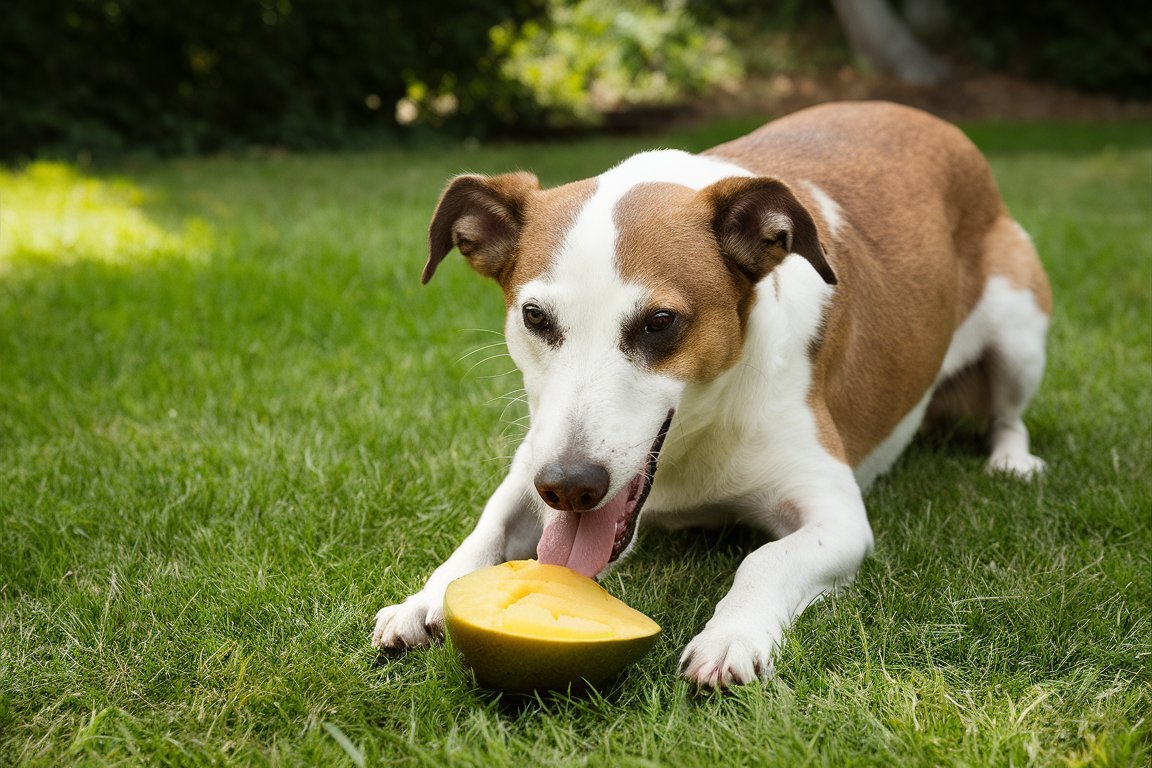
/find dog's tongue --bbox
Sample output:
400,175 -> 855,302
537,484 -> 630,578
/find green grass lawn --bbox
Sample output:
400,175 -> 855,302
1,117 -> 1149,767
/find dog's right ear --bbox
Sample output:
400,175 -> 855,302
423,172 -> 539,284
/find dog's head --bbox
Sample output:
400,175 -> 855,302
422,152 -> 835,577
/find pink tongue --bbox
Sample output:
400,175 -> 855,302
536,482 -> 631,577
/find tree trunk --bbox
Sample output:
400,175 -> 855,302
832,0 -> 951,85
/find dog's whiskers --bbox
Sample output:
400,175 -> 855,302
456,327 -> 506,338
625,432 -> 662,452
489,390 -> 527,406
457,341 -> 509,362
491,391 -> 529,421
499,416 -> 531,434
477,369 -> 520,380
462,353 -> 513,379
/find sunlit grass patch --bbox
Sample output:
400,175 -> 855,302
0,162 -> 215,269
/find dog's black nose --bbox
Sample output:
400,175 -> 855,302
534,461 -> 610,512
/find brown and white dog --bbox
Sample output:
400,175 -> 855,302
372,102 -> 1051,688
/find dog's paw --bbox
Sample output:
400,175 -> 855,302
678,625 -> 779,690
371,596 -> 444,650
986,451 -> 1047,479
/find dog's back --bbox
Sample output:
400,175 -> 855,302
706,101 -> 1050,479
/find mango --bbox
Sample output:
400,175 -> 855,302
443,560 -> 661,692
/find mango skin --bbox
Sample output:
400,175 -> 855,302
443,561 -> 661,693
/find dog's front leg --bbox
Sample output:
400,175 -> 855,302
679,475 -> 874,689
371,460 -> 538,650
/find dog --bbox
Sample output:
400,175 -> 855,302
371,101 -> 1051,689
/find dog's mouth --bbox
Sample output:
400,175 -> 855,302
536,410 -> 674,578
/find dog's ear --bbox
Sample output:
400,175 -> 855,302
703,177 -> 837,286
423,172 -> 539,284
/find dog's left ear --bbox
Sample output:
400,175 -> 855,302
704,177 -> 837,286
423,171 -> 540,284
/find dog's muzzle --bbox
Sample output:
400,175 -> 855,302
535,411 -> 673,577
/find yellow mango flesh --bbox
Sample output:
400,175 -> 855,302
444,560 -> 660,691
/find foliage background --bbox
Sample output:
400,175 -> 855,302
950,0 -> 1152,100
0,0 -> 546,157
2,0 -> 1150,161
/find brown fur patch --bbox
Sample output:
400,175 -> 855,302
612,182 -> 753,381
500,179 -> 597,307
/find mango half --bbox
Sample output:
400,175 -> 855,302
443,560 -> 661,692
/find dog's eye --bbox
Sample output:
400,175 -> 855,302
523,303 -> 548,329
522,302 -> 564,346
644,310 -> 677,333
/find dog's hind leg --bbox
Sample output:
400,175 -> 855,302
979,219 -> 1052,478
985,339 -> 1048,477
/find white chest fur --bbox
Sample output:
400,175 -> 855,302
644,257 -> 840,526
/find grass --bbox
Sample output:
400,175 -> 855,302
1,117 -> 1149,766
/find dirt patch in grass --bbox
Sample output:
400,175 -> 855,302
744,70 -> 1152,120
609,70 -> 1152,131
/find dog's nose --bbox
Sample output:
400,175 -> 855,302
534,461 -> 610,512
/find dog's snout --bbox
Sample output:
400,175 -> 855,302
534,460 -> 610,512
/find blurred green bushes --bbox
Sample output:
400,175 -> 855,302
2,0 -> 743,159
1,0 -> 1148,161
486,0 -> 741,128
0,0 -> 546,158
